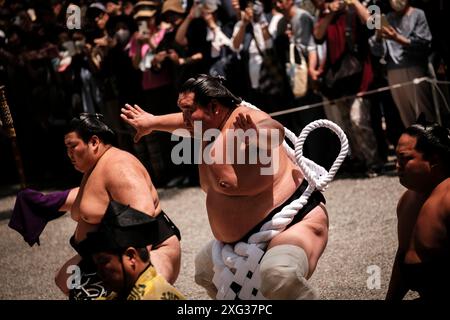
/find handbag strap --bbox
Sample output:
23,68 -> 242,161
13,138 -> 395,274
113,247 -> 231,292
250,25 -> 265,57
243,30 -> 253,52
289,42 -> 307,69
289,42 -> 296,64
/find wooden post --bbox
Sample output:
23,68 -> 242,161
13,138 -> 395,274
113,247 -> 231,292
0,85 -> 26,189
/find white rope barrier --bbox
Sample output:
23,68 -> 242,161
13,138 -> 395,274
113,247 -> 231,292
211,101 -> 349,300
115,77 -> 448,137
269,77 -> 450,118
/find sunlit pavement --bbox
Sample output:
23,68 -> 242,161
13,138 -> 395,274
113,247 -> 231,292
0,174 -> 419,300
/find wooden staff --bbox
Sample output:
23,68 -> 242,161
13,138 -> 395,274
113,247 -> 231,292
0,85 -> 26,189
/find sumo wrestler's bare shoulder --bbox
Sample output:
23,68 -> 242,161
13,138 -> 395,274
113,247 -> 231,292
433,178 -> 450,220
99,148 -> 148,183
232,106 -> 285,144
397,189 -> 421,218
97,148 -> 155,210
235,105 -> 272,124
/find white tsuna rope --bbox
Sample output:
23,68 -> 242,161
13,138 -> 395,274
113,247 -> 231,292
211,101 -> 349,300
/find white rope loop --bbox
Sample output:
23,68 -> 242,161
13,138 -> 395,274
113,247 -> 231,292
295,120 -> 349,191
245,120 -> 348,246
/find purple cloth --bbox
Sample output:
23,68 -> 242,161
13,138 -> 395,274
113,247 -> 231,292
8,188 -> 71,246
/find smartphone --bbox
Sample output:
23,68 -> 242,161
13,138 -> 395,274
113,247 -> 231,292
138,20 -> 149,36
381,14 -> 390,28
194,2 -> 203,18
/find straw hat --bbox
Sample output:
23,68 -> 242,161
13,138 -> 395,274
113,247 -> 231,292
162,0 -> 185,15
133,1 -> 160,19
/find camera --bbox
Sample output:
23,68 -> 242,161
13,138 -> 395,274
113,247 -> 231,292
240,0 -> 263,19
193,0 -> 204,18
137,19 -> 149,36
241,0 -> 264,22
251,0 -> 263,19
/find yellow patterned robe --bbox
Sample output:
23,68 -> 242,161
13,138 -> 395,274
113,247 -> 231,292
100,265 -> 186,300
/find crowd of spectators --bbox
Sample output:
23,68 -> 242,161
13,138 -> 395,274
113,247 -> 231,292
0,0 -> 449,188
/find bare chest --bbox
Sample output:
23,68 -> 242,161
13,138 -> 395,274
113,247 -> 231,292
403,193 -> 449,262
198,137 -> 280,195
71,170 -> 110,225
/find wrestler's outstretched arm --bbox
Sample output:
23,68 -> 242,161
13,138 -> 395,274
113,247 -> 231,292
386,249 -> 409,300
120,104 -> 189,142
386,191 -> 412,300
59,188 -> 79,212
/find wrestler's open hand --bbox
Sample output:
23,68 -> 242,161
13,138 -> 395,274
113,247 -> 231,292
233,113 -> 258,145
120,104 -> 155,143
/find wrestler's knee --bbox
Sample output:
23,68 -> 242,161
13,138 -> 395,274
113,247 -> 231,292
55,255 -> 82,296
150,235 -> 181,284
259,245 -> 318,300
55,266 -> 70,295
194,240 -> 217,299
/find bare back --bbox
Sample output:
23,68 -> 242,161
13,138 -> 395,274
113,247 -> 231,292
71,147 -> 161,243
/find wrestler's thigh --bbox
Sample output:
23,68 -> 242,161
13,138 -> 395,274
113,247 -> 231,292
150,235 -> 181,284
267,204 -> 328,278
55,254 -> 82,295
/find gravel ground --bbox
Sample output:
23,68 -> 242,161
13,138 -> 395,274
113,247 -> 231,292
0,175 -> 419,300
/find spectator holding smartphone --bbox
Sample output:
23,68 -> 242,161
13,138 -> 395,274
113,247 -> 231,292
369,0 -> 435,128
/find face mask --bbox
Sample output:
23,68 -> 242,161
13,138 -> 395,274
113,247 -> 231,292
390,0 -> 407,12
75,40 -> 86,53
252,1 -> 264,21
115,29 -> 130,45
